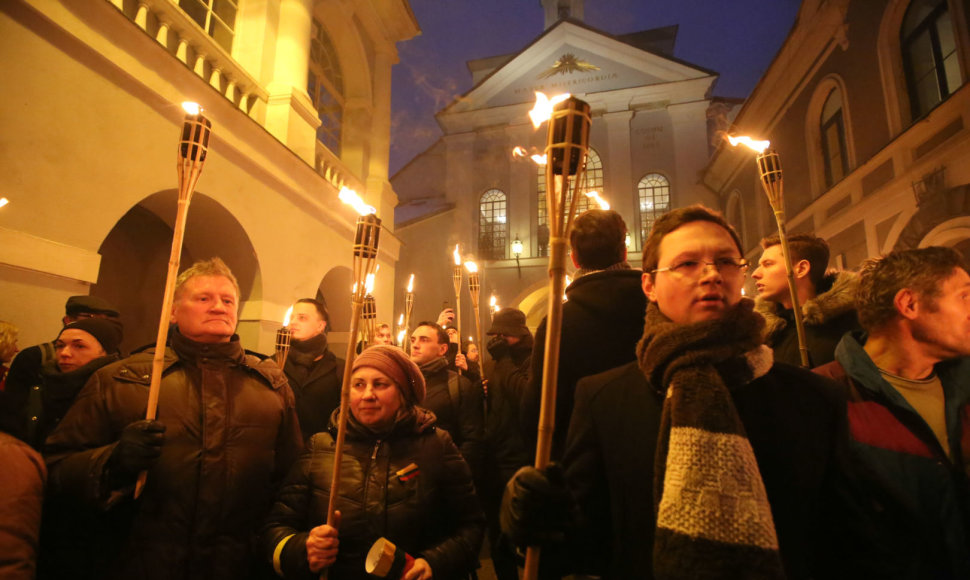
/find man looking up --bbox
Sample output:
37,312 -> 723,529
815,247 -> 970,578
44,258 -> 303,580
284,298 -> 345,441
751,234 -> 858,367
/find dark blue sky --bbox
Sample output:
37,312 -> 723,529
389,0 -> 802,175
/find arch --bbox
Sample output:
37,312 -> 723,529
92,191 -> 261,353
804,75 -> 856,197
635,172 -> 671,247
317,266 -> 353,332
892,184 -> 970,250
918,216 -> 970,247
479,188 -> 508,260
511,279 -> 556,330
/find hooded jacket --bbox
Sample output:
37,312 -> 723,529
756,270 -> 860,367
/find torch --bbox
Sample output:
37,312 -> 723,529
489,294 -> 497,321
362,287 -> 377,350
328,187 -> 381,529
524,92 -> 591,579
275,305 -> 293,368
465,261 -> 483,368
404,274 -> 414,352
728,135 -> 810,367
452,245 -> 463,372
136,101 -> 211,498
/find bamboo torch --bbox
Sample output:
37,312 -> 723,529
489,295 -> 497,321
275,305 -> 294,368
328,188 -> 381,527
135,101 -> 211,498
524,92 -> 591,579
728,135 -> 810,367
403,274 -> 414,352
465,261 -> 483,363
362,278 -> 377,350
452,245 -> 463,373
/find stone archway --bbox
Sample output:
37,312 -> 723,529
893,184 -> 970,251
92,190 -> 261,353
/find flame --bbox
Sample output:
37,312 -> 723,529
365,272 -> 375,294
282,305 -> 293,327
468,336 -> 474,342
529,92 -> 571,128
396,329 -> 406,345
489,295 -> 497,308
585,191 -> 610,210
512,146 -> 528,157
407,274 -> 414,293
398,313 -> 404,325
0,197 -> 8,209
453,244 -> 461,266
182,101 -> 201,115
531,154 -> 547,166
464,261 -> 478,273
726,135 -> 770,153
338,186 -> 376,216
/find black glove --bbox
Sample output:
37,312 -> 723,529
487,335 -> 510,360
501,464 -> 574,547
108,420 -> 166,481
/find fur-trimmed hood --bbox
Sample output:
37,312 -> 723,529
755,270 -> 859,341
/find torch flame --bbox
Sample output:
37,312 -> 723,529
453,245 -> 461,266
490,295 -> 497,308
338,186 -> 376,216
407,274 -> 414,293
512,146 -> 528,157
531,154 -> 547,166
182,101 -> 201,115
282,305 -> 293,327
727,135 -> 771,153
0,197 -> 8,209
464,261 -> 478,273
584,191 -> 610,210
529,92 -> 571,128
397,329 -> 406,345
365,272 -> 375,294
398,313 -> 404,325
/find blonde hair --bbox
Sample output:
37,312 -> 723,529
174,258 -> 241,302
0,321 -> 19,358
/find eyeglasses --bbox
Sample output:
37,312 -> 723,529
651,257 -> 749,278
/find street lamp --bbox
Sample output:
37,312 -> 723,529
511,235 -> 523,277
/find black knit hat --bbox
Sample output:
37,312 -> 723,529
487,307 -> 529,336
64,295 -> 120,318
58,318 -> 124,354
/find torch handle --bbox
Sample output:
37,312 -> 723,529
773,211 -> 811,367
327,299 -> 365,523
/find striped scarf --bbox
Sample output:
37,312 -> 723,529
636,298 -> 784,579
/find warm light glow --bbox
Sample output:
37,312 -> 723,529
584,191 -> 610,210
468,336 -> 474,342
338,186 -> 376,215
181,101 -> 201,115
512,146 -> 528,157
0,197 -> 8,209
407,274 -> 414,293
396,329 -> 406,345
727,135 -> 770,153
464,261 -> 478,273
398,313 -> 404,325
282,305 -> 293,327
511,238 -> 524,257
531,154 -> 547,166
529,92 -> 571,128
453,244 -> 461,266
365,272 -> 375,294
490,295 -> 497,308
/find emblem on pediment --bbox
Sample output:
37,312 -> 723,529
537,53 -> 600,79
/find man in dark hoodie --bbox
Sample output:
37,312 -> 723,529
752,234 -> 859,367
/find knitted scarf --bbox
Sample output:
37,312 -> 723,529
285,333 -> 328,386
636,298 -> 784,579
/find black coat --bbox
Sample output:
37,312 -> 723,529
260,408 -> 485,580
485,336 -> 532,480
562,361 -> 881,580
524,268 -> 646,459
420,361 -> 485,483
283,347 -> 345,441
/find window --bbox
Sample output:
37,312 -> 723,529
901,0 -> 961,118
537,148 -> 603,256
179,0 -> 237,52
479,190 -> 508,260
820,88 -> 849,188
309,20 -> 344,155
637,173 -> 670,244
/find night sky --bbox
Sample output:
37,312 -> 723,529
389,0 -> 802,175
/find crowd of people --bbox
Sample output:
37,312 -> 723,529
1,203 -> 968,580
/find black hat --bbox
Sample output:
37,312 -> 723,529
65,295 -> 120,318
58,318 -> 124,354
487,308 -> 529,337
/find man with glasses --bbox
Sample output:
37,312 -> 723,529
503,205 -> 877,579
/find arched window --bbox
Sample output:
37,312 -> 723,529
901,0 -> 961,118
637,173 -> 670,244
309,20 -> 344,155
179,0 -> 237,51
479,189 -> 507,260
537,148 -> 603,256
820,88 -> 849,188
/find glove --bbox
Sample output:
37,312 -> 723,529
108,420 -> 166,481
501,464 -> 574,547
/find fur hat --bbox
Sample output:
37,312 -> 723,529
487,307 -> 529,337
352,345 -> 426,405
58,318 -> 124,354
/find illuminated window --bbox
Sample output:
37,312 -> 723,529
537,148 -> 602,256
179,0 -> 237,52
901,0 -> 961,118
309,20 -> 344,155
479,189 -> 508,260
820,88 -> 849,188
637,173 -> 670,244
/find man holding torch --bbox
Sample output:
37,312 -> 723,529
44,258 -> 303,580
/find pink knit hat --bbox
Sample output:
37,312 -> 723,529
352,345 -> 426,405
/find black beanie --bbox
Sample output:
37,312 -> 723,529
58,318 -> 124,354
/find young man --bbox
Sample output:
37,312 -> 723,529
751,234 -> 859,366
814,247 -> 970,578
44,258 -> 303,580
504,205 -> 877,579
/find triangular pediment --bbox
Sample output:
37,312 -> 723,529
445,20 -> 715,114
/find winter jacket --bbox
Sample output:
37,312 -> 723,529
524,267 -> 647,460
43,332 -> 304,580
485,335 -> 532,480
420,358 -> 485,482
261,407 -> 485,580
0,432 -> 45,580
756,270 -> 860,367
283,335 -> 345,441
814,333 -> 970,579
561,360 -> 881,580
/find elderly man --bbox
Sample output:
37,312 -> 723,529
44,258 -> 303,580
504,205 -> 878,579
